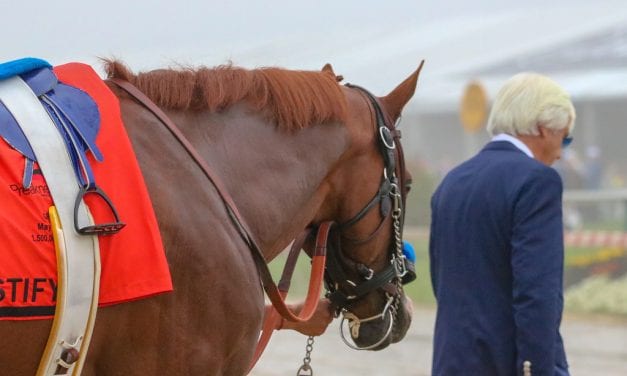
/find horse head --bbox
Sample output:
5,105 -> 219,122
312,61 -> 424,350
102,58 -> 424,361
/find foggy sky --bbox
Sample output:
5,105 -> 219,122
2,0 -> 627,105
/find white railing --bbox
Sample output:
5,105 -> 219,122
563,188 -> 627,202
563,188 -> 627,246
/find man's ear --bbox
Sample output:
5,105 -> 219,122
537,124 -> 549,138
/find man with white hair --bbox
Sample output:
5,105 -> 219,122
429,73 -> 575,375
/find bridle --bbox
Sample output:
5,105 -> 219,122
109,77 -> 416,358
322,83 -> 416,350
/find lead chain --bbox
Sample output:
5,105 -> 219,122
296,336 -> 315,376
390,185 -> 403,258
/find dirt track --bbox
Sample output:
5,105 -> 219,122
251,306 -> 627,376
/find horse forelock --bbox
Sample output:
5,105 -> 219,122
103,60 -> 348,130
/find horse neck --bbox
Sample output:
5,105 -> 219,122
171,105 -> 350,261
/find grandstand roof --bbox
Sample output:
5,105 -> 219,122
325,2 -> 627,113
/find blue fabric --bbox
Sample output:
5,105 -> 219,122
0,57 -> 51,80
0,65 -> 102,188
429,141 -> 569,376
402,241 -> 416,263
20,67 -> 57,95
0,68 -> 60,161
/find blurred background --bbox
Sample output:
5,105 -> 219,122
3,0 -> 627,374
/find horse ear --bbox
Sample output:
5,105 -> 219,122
381,60 -> 425,121
321,63 -> 335,75
322,63 -> 344,82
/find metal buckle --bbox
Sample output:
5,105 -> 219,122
391,255 -> 408,279
379,126 -> 395,149
390,183 -> 401,214
401,258 -> 417,285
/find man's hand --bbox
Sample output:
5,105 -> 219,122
279,298 -> 334,336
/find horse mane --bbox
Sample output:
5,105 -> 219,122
103,59 -> 347,130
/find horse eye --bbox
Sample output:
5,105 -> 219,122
405,179 -> 412,193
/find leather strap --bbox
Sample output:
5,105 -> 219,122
108,78 -> 327,322
249,227 -> 312,371
321,83 -> 414,310
0,76 -> 101,376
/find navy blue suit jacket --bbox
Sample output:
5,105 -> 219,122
429,141 -> 568,376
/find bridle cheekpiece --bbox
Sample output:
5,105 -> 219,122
322,83 -> 416,350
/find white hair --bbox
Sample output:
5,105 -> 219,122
486,73 -> 576,137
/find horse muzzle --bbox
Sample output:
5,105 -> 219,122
340,293 -> 413,350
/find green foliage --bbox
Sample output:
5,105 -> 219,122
268,233 -> 626,316
267,233 -> 435,305
565,275 -> 627,315
399,236 -> 435,305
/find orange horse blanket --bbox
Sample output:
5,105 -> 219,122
0,63 -> 173,320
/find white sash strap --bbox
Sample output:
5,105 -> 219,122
0,76 -> 100,376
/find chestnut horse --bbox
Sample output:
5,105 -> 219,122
0,60 -> 422,375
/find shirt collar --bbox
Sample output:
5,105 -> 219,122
491,133 -> 534,158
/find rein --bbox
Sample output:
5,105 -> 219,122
107,77 -> 415,365
108,79 -> 329,319
249,222 -> 336,370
